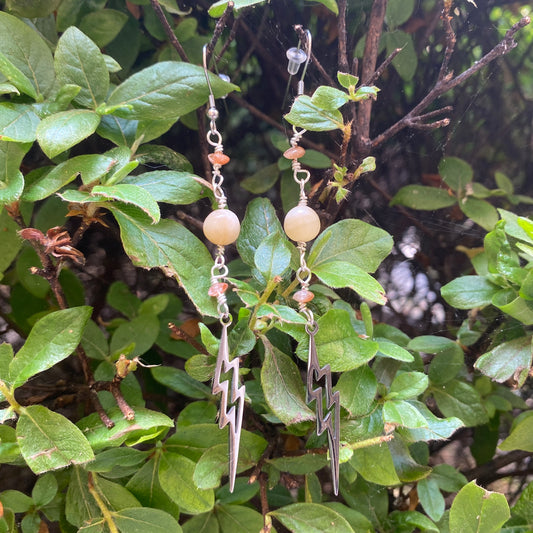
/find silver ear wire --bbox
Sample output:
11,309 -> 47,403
283,28 -> 312,108
297,29 -> 312,95
203,44 -> 218,118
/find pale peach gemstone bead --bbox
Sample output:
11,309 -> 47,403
203,209 -> 240,245
293,289 -> 314,303
208,152 -> 230,166
208,282 -> 228,297
283,146 -> 306,160
284,205 -> 321,242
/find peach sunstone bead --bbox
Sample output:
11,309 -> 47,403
283,205 -> 320,242
203,209 -> 240,245
283,146 -> 306,160
208,282 -> 228,297
293,289 -> 314,303
208,152 -> 230,166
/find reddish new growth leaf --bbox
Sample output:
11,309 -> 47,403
19,226 -> 86,265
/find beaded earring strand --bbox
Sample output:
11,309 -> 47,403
283,31 -> 341,495
201,45 -> 244,493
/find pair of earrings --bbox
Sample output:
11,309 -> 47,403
201,34 -> 340,495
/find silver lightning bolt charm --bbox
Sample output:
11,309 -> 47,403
212,320 -> 245,492
306,322 -> 340,495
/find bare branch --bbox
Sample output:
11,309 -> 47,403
438,0 -> 456,81
367,47 -> 402,85
205,1 -> 234,65
149,0 -> 190,62
338,0 -> 349,73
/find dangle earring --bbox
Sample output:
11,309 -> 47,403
202,45 -> 244,493
282,31 -> 341,495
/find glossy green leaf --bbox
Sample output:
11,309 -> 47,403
322,503 -> 372,533
499,414 -> 533,452
0,11 -> 54,99
389,510 -> 438,532
431,380 -> 488,427
36,110 -> 101,159
441,275 -> 500,309
460,197 -> 499,231
337,72 -> 359,89
17,405 -> 94,473
110,312 -> 160,357
32,473 -> 58,507
9,306 -> 91,389
0,209 -> 22,280
438,157 -> 473,191
182,512 -> 218,533
158,452 -> 215,515
389,437 -> 431,482
152,366 -> 212,399
335,365 -> 377,417
0,103 -> 39,142
376,339 -> 414,362
254,232 -> 292,281
77,407 -> 173,451
267,453 -> 327,476
113,507 -> 182,533
237,198 -> 284,267
312,260 -> 386,304
0,490 -> 33,512
91,184 -> 160,223
310,86 -> 349,110
308,219 -> 393,273
0,141 -> 30,206
123,171 -> 204,205
390,185 -> 456,210
388,371 -> 428,400
107,62 -> 236,121
134,145 -> 193,172
109,205 -> 216,316
351,443 -> 401,486
55,27 -> 109,109
284,95 -> 344,131
261,338 -> 314,425
216,504 -> 265,533
79,9 -> 128,48
475,336 -> 532,385
418,477 -> 445,522
0,50 -> 37,100
449,481 -> 510,533
299,309 -> 379,372
270,503 -> 354,533
209,0 -> 266,17
383,400 -> 428,428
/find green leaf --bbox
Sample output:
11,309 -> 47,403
261,338 -> 315,426
385,0 -> 415,26
387,371 -> 428,400
431,380 -> 489,427
0,490 -> 33,512
499,414 -> 533,452
17,405 -> 94,473
398,401 -> 463,442
389,510 -> 438,532
270,503 -> 355,533
308,219 -> 393,273
383,400 -> 428,428
112,508 -> 182,533
24,154 -> 115,201
106,281 -> 140,318
312,260 -> 387,304
494,172 -> 513,194
254,232 -> 292,281
335,366 -> 377,417
182,512 -> 218,533
0,141 -> 30,206
158,452 -> 215,515
284,95 -> 344,131
385,31 -> 417,81
337,72 -> 359,89
310,0 -> 339,14
0,103 -> 39,142
91,184 -> 160,223
109,205 -> 216,316
107,62 -> 236,121
0,11 -> 54,99
216,504 -> 265,533
0,209 -> 22,280
36,110 -> 101,159
351,443 -> 401,485
376,340 -> 414,362
240,163 -> 279,194
123,171 -> 204,205
449,481 -> 510,533
475,336 -> 532,385
418,477 -> 445,522
110,313 -> 160,357
32,473 -> 58,507
0,50 -> 37,100
5,0 -> 61,18
389,437 -> 431,482
390,185 -> 456,210
9,307 -> 92,389
208,0 -> 267,17
460,197 -> 499,231
310,86 -> 349,110
237,198 -> 284,267
299,309 -> 379,372
55,27 -> 109,109
152,366 -> 212,399
77,407 -> 173,451
441,275 -> 500,309
267,453 -> 327,476
79,9 -> 128,48
322,503 -> 372,533
134,145 -> 193,172
438,157 -> 473,191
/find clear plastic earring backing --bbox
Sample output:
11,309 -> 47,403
286,47 -> 307,75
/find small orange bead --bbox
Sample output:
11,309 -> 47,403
208,152 -> 230,166
283,146 -> 306,160
293,290 -> 314,303
208,282 -> 228,297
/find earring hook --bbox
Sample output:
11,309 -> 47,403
298,29 -> 312,95
203,44 -> 217,116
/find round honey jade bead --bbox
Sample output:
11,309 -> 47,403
283,205 -> 321,242
203,209 -> 240,245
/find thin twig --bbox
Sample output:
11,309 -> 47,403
205,1 -> 234,65
338,0 -> 349,73
168,322 -> 208,355
149,0 -> 189,61
438,0 -> 456,81
367,47 -> 402,85
217,17 -> 240,63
